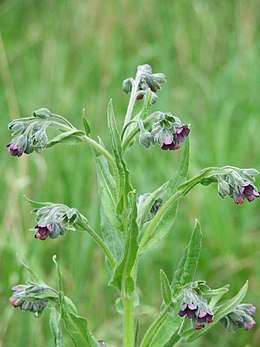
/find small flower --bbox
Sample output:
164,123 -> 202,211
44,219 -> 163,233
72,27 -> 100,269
31,202 -> 82,241
98,341 -> 110,347
216,167 -> 260,205
9,282 -> 57,317
236,182 -> 260,204
6,141 -> 24,157
175,125 -> 190,143
178,289 -> 213,330
34,223 -> 52,240
220,303 -> 256,332
34,221 -> 66,240
160,135 -> 180,151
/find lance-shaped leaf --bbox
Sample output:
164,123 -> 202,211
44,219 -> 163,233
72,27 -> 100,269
47,129 -> 85,148
16,254 -> 42,283
82,109 -> 91,135
107,100 -> 132,211
110,191 -> 139,290
139,307 -> 183,347
139,139 -> 189,253
183,281 -> 248,342
160,270 -> 172,306
49,306 -> 64,347
53,256 -> 99,347
172,220 -> 202,294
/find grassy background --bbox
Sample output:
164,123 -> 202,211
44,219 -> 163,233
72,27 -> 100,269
1,0 -> 260,346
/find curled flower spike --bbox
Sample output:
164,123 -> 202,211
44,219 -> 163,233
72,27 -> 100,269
220,304 -> 256,332
138,113 -> 190,151
31,202 -> 82,240
7,108 -> 80,157
9,282 -> 58,317
122,64 -> 166,104
217,167 -> 260,204
178,288 -> 213,330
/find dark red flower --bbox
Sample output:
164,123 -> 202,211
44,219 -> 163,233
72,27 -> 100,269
235,182 -> 260,204
6,142 -> 24,157
34,223 -> 52,240
176,125 -> 190,143
161,136 -> 180,151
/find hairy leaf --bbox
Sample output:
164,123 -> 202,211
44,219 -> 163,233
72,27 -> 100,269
172,220 -> 202,294
110,191 -> 138,290
53,256 -> 99,347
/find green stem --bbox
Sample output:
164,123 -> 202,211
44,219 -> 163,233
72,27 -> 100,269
123,293 -> 135,347
123,78 -> 139,128
51,113 -> 76,129
79,218 -> 116,268
122,112 -> 161,153
138,166 -> 228,252
81,134 -> 121,199
139,308 -> 169,347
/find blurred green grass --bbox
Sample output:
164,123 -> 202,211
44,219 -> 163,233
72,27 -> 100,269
1,0 -> 260,346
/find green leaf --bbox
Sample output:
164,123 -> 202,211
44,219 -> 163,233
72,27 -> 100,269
107,99 -> 132,207
140,307 -> 183,347
53,256 -> 99,347
16,254 -> 42,283
24,196 -> 53,209
49,306 -> 64,347
160,270 -> 172,306
110,191 -> 139,290
139,138 -> 190,253
95,150 -> 124,262
184,281 -> 248,342
137,182 -> 168,229
47,129 -> 85,148
172,219 -> 202,293
82,109 -> 91,135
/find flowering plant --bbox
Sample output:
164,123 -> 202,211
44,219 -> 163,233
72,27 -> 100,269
7,65 -> 257,346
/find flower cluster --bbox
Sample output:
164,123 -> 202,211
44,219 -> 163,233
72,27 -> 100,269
9,282 -> 58,317
217,167 -> 260,204
178,288 -> 213,330
122,64 -> 166,104
33,203 -> 81,240
220,304 -> 256,332
137,193 -> 163,222
6,108 -> 53,157
139,113 -> 190,151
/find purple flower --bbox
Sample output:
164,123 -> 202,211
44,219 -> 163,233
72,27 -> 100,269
161,136 -> 180,151
6,141 -> 24,157
178,298 -> 213,330
9,283 -> 50,315
221,303 -> 256,332
176,125 -> 190,143
235,182 -> 260,204
34,223 -> 52,240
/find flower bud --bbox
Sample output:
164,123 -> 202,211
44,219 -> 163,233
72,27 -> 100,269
33,108 -> 51,119
122,78 -> 133,94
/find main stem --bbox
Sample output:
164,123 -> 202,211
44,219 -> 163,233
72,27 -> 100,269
123,292 -> 135,347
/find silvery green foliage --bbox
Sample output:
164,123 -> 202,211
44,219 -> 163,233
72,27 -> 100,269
7,65 -> 258,347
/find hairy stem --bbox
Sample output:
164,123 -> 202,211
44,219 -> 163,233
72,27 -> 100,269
79,218 -> 116,268
82,134 -> 121,199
